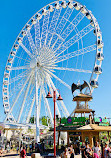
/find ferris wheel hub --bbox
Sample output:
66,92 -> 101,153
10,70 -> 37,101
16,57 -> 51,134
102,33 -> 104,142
37,62 -> 40,67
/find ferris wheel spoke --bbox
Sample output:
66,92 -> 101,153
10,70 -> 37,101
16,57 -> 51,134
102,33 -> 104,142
34,20 -> 41,52
48,75 -> 69,117
26,84 -> 35,123
41,55 -> 56,66
47,8 -> 62,47
57,102 -> 68,117
39,47 -> 53,63
45,69 -> 70,89
9,70 -> 29,84
26,30 -> 37,55
56,7 -> 74,35
41,12 -> 50,47
4,73 -> 31,122
19,43 -> 34,58
51,7 -> 74,49
15,55 -> 30,62
46,75 -> 61,118
9,73 -> 31,98
11,65 -> 30,71
38,86 -> 42,117
54,44 -> 96,64
42,87 -> 54,126
53,24 -> 94,56
40,48 -> 55,64
61,11 -> 85,39
9,72 -> 31,97
52,11 -> 85,51
26,94 -> 35,123
52,67 -> 92,73
17,73 -> 34,123
40,55 -> 57,67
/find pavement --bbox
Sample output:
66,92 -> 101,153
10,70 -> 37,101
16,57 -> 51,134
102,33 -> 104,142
0,155 -> 81,158
0,151 -> 81,158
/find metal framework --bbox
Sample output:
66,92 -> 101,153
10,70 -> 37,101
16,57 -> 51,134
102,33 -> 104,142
3,0 -> 103,142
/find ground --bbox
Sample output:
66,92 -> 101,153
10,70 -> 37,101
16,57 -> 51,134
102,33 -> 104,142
0,154 -> 81,158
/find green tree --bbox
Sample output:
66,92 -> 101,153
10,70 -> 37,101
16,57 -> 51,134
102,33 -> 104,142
40,116 -> 50,126
29,115 -> 35,124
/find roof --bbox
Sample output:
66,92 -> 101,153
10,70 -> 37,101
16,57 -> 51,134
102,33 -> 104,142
77,124 -> 111,131
73,93 -> 93,101
0,122 -> 49,130
55,124 -> 111,132
90,124 -> 111,131
77,125 -> 92,130
50,125 -> 79,131
74,109 -> 93,113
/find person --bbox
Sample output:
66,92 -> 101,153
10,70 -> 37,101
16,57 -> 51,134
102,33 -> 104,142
104,143 -> 109,158
108,145 -> 111,158
61,148 -> 70,158
35,143 -> 37,152
29,144 -> 32,152
42,139 -> 45,152
26,144 -> 27,153
84,142 -> 92,158
16,146 -> 19,153
20,147 -> 26,158
100,140 -> 104,158
60,147 -> 65,158
80,142 -> 86,158
0,147 -> 3,157
92,142 -> 100,158
49,141 -> 51,148
70,148 -> 74,158
76,141 -> 80,155
6,144 -> 10,153
32,143 -> 34,152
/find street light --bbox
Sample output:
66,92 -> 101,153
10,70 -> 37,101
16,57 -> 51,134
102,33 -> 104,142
46,88 -> 63,157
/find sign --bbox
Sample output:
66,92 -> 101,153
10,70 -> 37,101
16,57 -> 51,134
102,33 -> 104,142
61,117 -> 85,126
94,117 -> 109,126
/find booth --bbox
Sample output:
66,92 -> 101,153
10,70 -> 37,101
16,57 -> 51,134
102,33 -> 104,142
56,93 -> 111,148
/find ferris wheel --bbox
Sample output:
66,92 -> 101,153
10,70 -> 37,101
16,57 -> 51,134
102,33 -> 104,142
3,0 -> 103,125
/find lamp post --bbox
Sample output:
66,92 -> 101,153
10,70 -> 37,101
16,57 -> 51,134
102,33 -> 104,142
46,89 -> 63,157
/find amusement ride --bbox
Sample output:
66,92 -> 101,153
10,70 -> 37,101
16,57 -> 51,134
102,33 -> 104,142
2,0 -> 104,143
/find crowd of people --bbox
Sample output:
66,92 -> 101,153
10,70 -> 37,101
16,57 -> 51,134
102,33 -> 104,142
1,140 -> 111,158
60,141 -> 111,158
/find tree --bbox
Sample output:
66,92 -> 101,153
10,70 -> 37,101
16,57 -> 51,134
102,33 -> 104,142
40,116 -> 50,126
29,115 -> 50,126
29,115 -> 35,124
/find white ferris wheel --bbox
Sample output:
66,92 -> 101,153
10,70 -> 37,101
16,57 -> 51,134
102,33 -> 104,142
3,1 -> 103,127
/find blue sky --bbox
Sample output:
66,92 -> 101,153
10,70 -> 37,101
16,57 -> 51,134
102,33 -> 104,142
0,0 -> 111,121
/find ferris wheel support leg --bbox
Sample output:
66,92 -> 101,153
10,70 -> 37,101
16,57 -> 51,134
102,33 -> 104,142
26,95 -> 35,124
38,87 -> 42,117
17,74 -> 33,123
35,69 -> 40,143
